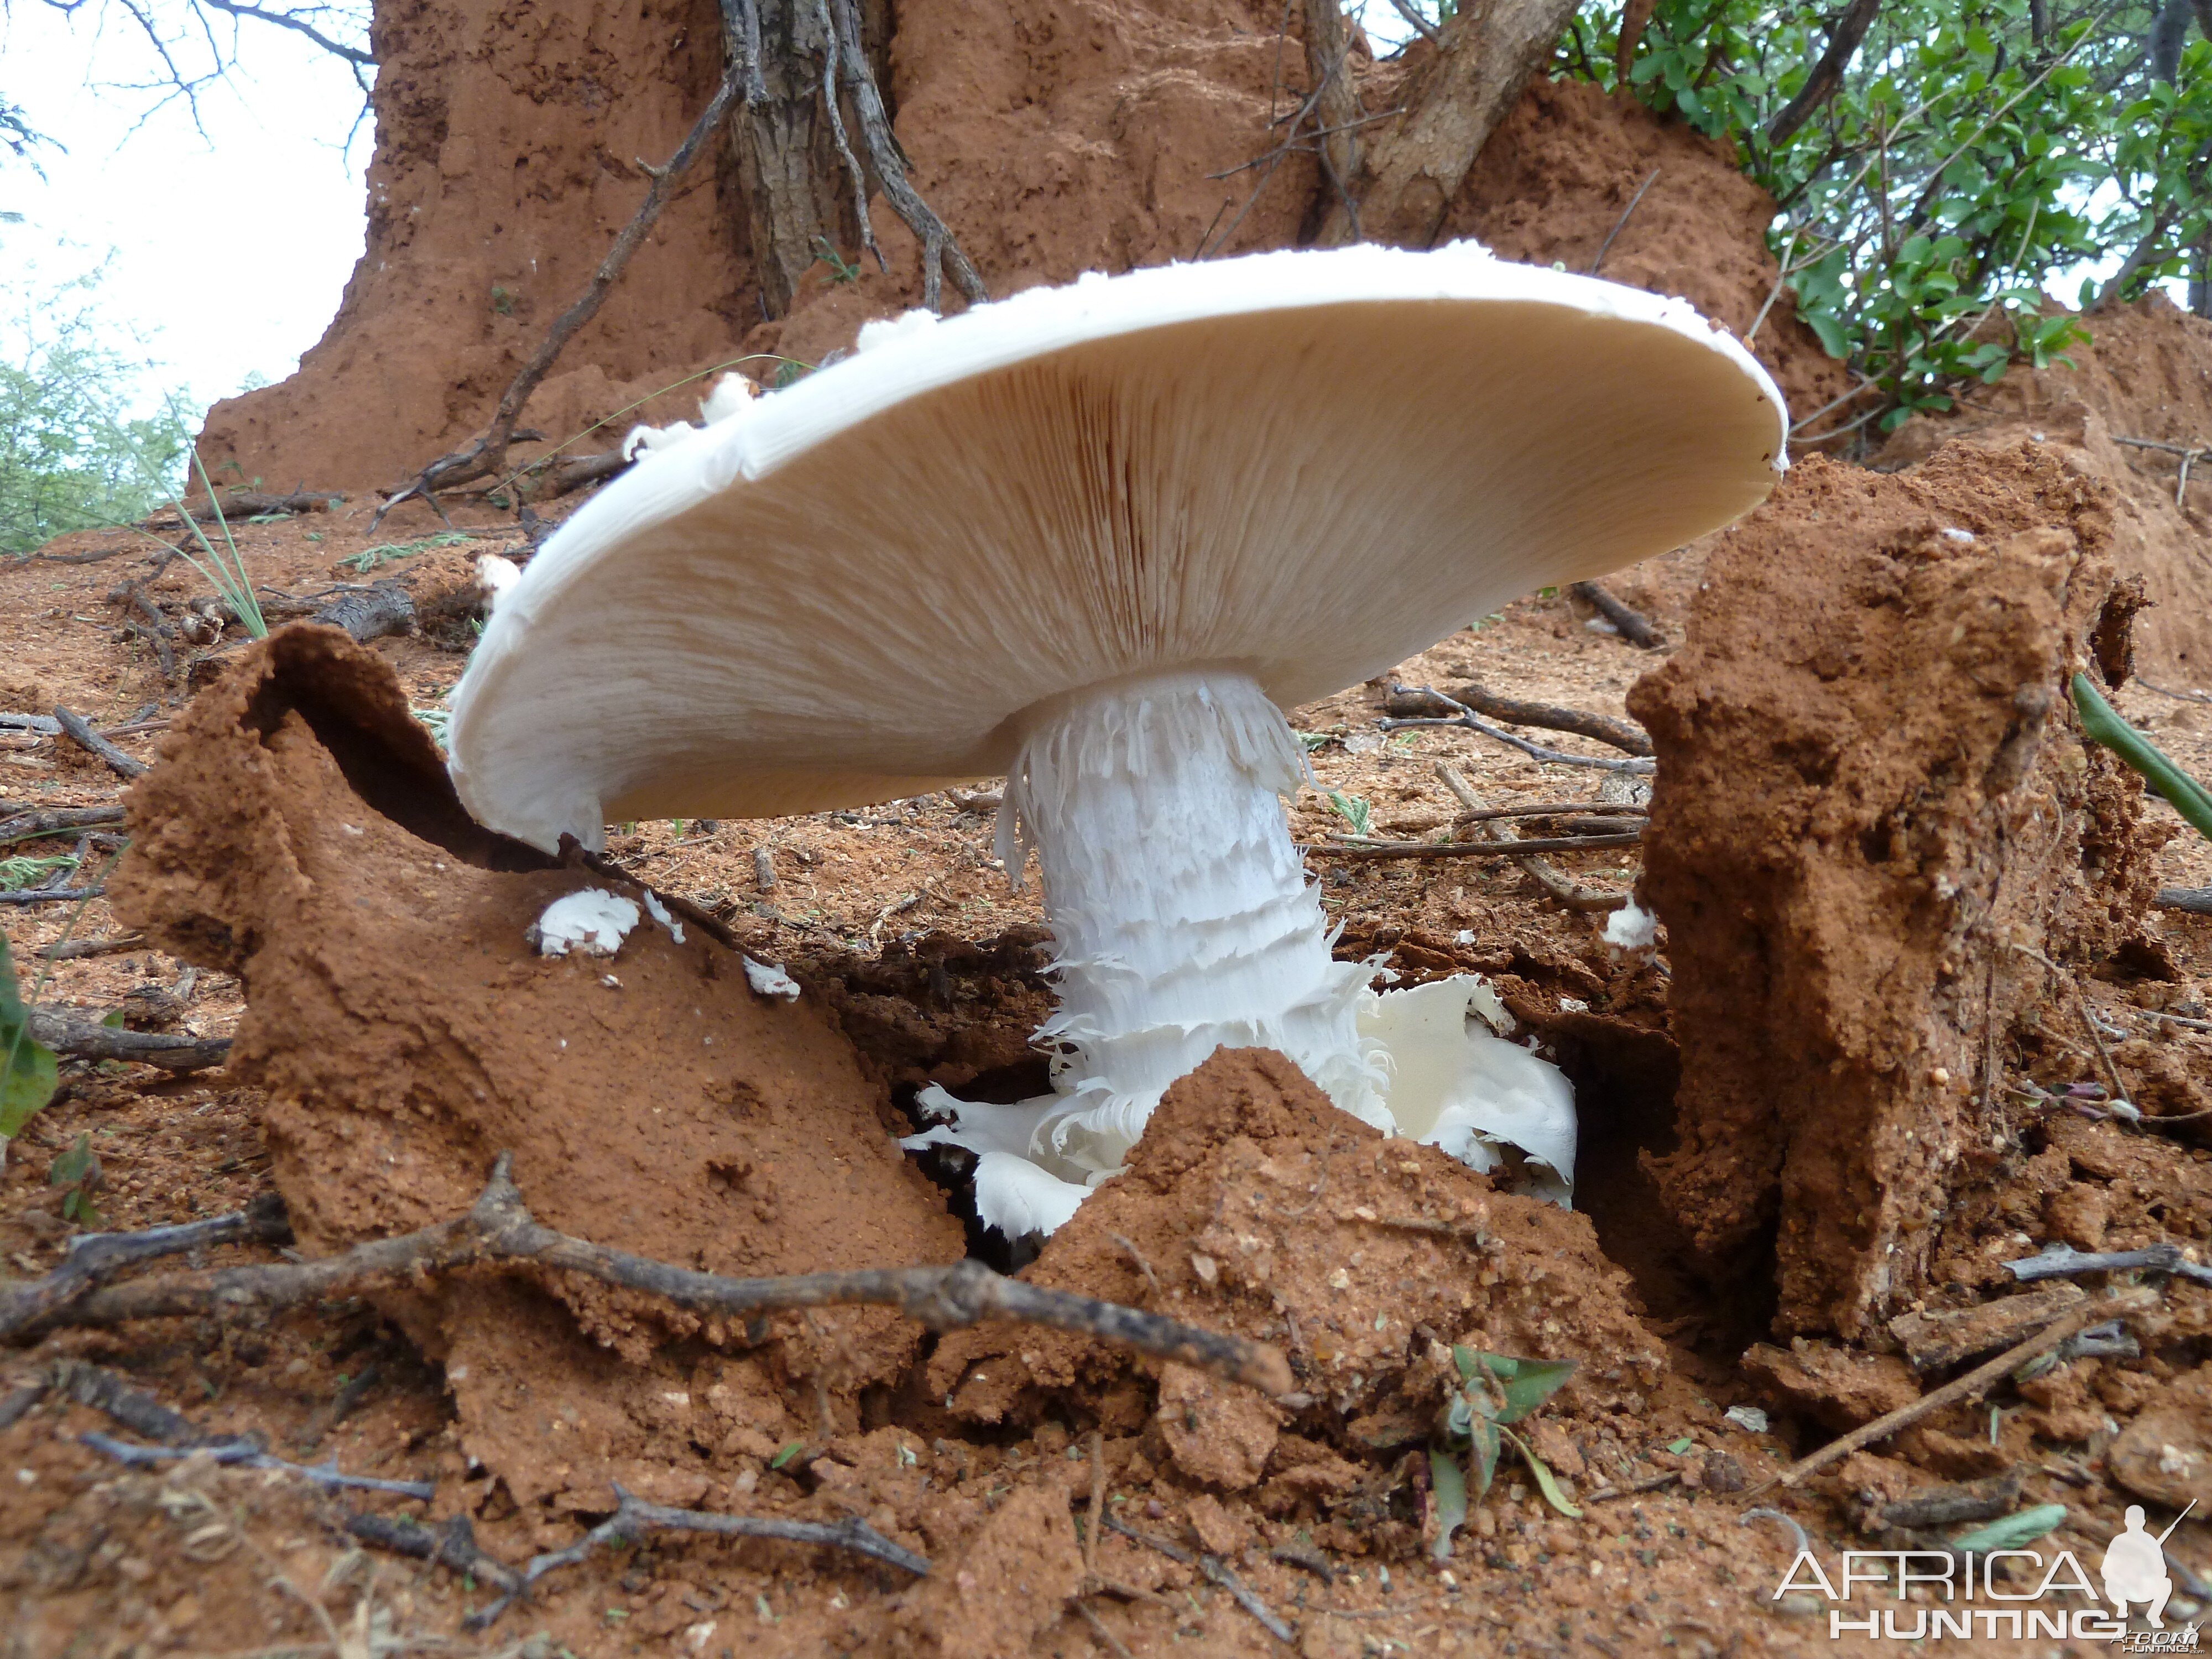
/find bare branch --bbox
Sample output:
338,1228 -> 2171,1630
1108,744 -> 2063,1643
9,1152 -> 1297,1396
1767,0 -> 1885,145
195,0 -> 372,65
375,66 -> 747,520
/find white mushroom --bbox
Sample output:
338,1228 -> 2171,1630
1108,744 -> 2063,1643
449,243 -> 1786,1235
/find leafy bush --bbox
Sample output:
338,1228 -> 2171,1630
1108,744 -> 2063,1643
0,300 -> 191,554
1556,0 -> 2209,434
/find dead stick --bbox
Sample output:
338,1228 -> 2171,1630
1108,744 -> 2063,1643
52,707 -> 147,780
38,933 -> 149,961
1744,1289 -> 2156,1496
1386,685 -> 1651,756
1567,581 -> 1664,649
2075,982 -> 2135,1111
27,1006 -> 231,1072
377,66 -> 745,521
1323,832 -> 1643,859
1451,800 -> 1647,822
1435,761 -> 1629,914
1073,1601 -> 1134,1659
1104,1514 -> 1295,1646
17,1154 -> 1295,1395
0,1195 -> 290,1339
0,806 -> 127,849
1380,686 -> 1655,774
1587,168 -> 1660,275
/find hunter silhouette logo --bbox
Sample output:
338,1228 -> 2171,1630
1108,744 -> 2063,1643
1772,1500 -> 2202,1644
2104,1504 -> 2190,1627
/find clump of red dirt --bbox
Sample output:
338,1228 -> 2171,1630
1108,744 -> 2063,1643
1631,444 -> 2167,1340
107,627 -> 968,1516
926,1047 -> 1670,1542
1873,294 -> 2212,686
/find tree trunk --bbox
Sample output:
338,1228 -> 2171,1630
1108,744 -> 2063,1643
1314,0 -> 1580,248
1300,0 -> 1366,231
728,0 -> 862,317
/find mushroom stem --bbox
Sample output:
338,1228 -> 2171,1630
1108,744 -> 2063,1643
906,669 -> 1388,1228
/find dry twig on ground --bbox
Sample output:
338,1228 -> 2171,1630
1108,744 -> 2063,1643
6,1153 -> 1294,1394
53,706 -> 148,780
1103,1514 -> 1295,1646
1380,685 -> 1656,774
26,1005 -> 232,1073
1746,1288 -> 2157,1495
1566,580 -> 1664,648
0,1197 -> 290,1339
0,805 -> 126,849
1426,761 -> 1633,912
1384,684 -> 1651,755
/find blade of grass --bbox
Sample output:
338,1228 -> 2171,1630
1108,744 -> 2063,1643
2074,674 -> 2212,840
82,387 -> 266,638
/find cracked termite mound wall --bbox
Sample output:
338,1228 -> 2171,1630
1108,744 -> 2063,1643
1628,444 -> 2167,1341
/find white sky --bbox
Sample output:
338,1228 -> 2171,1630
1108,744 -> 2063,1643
1,0 -> 370,421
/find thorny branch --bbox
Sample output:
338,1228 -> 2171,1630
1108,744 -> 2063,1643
1104,1514 -> 1296,1646
4,1152 -> 1295,1395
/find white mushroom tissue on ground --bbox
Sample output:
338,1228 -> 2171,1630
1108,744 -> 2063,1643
446,242 -> 1787,1235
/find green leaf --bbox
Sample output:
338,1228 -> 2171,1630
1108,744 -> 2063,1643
49,1131 -> 95,1188
1950,1503 -> 2067,1554
2074,674 -> 2212,841
1667,1436 -> 1695,1455
0,933 -> 59,1141
769,1441 -> 805,1470
1501,1425 -> 1583,1519
1429,1447 -> 1469,1561
1326,791 -> 1373,839
1452,1349 -> 1577,1423
1470,1414 -> 1500,1499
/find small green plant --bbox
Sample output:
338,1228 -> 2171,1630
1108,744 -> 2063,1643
1325,790 -> 1374,838
769,1440 -> 805,1470
812,237 -> 862,284
2074,674 -> 2212,841
95,392 -> 268,637
0,853 -> 75,890
1430,1347 -> 1580,1561
48,1130 -> 101,1225
491,284 -> 518,316
340,530 -> 473,575
1949,1503 -> 2068,1555
413,692 -> 453,750
0,933 -> 58,1172
772,359 -> 813,390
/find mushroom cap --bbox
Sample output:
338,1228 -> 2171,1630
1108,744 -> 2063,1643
449,243 -> 1786,849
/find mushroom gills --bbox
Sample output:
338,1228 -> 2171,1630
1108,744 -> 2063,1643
900,667 -> 1577,1234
